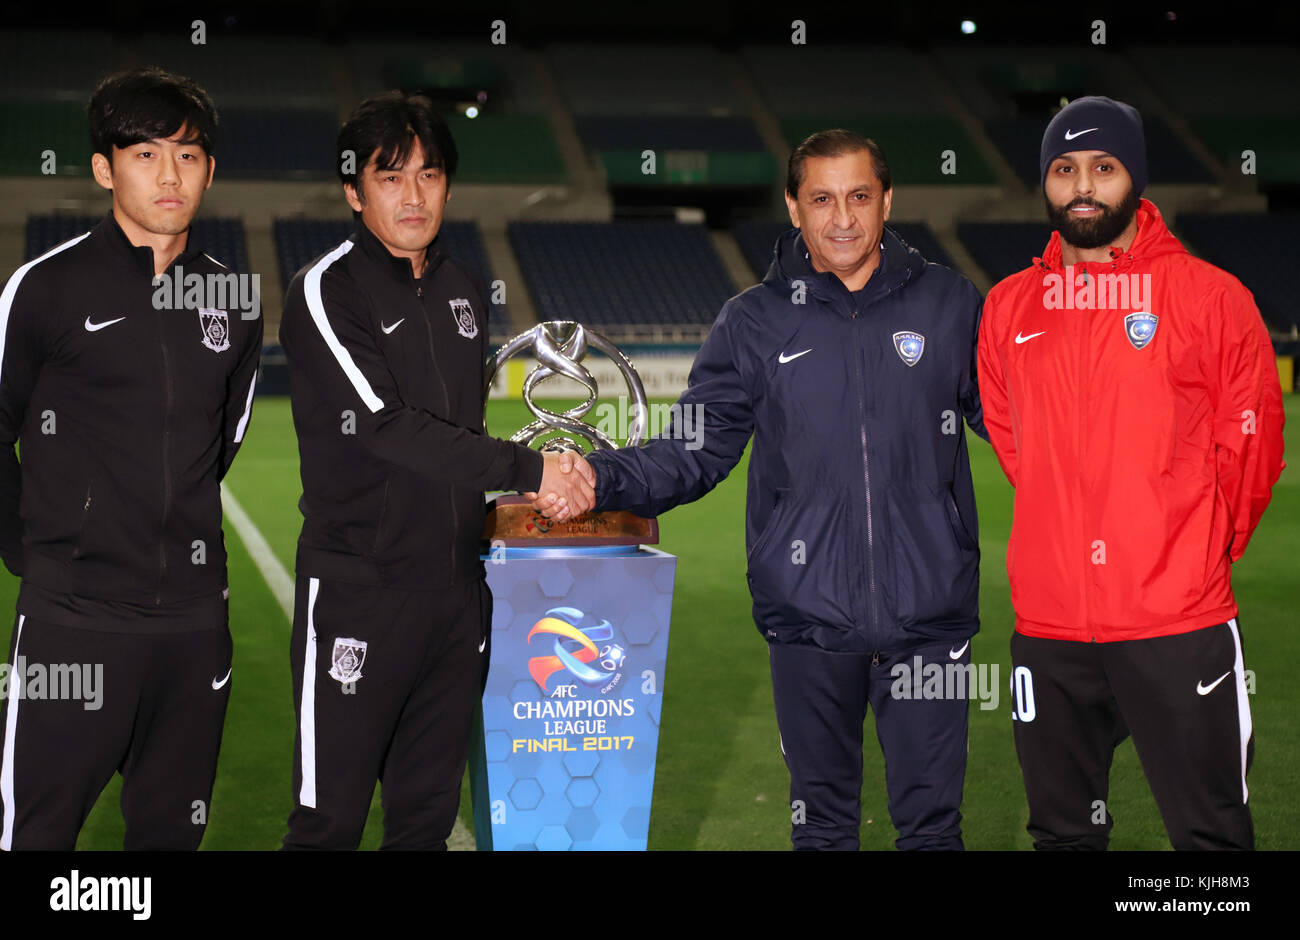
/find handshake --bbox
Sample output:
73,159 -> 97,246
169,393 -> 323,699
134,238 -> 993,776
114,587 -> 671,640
525,450 -> 598,522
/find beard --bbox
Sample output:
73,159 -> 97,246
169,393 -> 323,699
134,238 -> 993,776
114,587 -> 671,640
1045,186 -> 1140,250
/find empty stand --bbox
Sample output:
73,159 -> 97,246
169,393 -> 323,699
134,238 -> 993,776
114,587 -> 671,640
509,221 -> 735,328
956,221 -> 1055,285
1178,213 -> 1300,332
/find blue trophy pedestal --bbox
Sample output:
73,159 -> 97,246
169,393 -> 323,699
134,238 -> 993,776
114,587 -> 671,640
470,544 -> 676,850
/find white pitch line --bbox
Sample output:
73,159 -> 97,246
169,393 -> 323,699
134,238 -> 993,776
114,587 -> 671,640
221,482 -> 295,622
220,481 -> 477,851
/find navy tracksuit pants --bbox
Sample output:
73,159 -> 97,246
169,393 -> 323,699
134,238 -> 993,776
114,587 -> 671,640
769,637 -> 970,851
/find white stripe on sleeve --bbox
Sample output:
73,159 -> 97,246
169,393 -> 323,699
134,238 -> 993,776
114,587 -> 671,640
233,369 -> 257,443
303,240 -> 384,414
0,233 -> 91,384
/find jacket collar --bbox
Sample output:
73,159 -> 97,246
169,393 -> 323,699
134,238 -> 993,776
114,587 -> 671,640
1035,197 -> 1187,273
764,225 -> 924,313
351,217 -> 446,284
96,210 -> 208,277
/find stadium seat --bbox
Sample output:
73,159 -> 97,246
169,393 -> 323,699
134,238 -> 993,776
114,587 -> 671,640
956,221 -> 1055,285
509,221 -> 735,328
1177,213 -> 1300,332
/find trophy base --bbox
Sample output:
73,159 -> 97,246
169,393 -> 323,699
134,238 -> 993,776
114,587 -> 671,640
483,494 -> 658,546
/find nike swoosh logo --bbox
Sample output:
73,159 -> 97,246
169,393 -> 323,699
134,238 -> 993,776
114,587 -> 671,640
1196,671 -> 1231,696
211,667 -> 232,691
1015,331 -> 1046,344
85,316 -> 125,332
778,349 -> 812,364
478,638 -> 487,653
1063,127 -> 1098,140
381,319 -> 405,334
949,640 -> 970,660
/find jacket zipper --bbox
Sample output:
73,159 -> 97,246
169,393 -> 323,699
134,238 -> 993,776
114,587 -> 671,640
156,304 -> 174,605
851,305 -> 879,650
1078,263 -> 1094,640
417,272 -> 458,577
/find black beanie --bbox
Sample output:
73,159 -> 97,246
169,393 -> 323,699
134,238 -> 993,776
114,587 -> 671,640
1039,96 -> 1147,195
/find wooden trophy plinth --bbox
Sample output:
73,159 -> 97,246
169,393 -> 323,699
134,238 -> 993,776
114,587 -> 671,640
483,494 -> 658,547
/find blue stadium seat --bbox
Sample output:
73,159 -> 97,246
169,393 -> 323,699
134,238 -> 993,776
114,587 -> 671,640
1177,213 -> 1300,332
508,221 -> 735,327
956,221 -> 1055,285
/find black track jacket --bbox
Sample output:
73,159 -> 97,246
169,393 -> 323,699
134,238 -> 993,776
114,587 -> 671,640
280,220 -> 543,590
0,213 -> 262,616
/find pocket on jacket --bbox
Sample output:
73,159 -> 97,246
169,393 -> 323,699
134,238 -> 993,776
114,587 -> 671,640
746,495 -> 855,631
71,482 -> 94,559
884,482 -> 979,629
746,487 -> 790,563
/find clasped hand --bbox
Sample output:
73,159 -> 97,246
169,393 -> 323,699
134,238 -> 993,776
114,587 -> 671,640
524,450 -> 597,521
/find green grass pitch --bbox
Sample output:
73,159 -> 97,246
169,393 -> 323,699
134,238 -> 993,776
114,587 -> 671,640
0,394 -> 1295,850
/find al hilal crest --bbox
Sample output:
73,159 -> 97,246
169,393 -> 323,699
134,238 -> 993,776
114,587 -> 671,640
449,298 -> 478,339
329,637 -> 367,684
199,308 -> 230,352
893,331 -> 925,367
1124,312 -> 1158,350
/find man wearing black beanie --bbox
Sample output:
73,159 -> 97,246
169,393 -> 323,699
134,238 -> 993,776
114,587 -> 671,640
977,96 -> 1285,850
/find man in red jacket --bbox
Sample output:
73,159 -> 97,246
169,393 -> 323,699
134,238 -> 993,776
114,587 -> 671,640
978,96 -> 1285,850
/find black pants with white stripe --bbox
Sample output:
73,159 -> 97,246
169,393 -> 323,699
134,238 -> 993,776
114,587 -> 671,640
0,611 -> 232,851
1011,621 -> 1254,850
283,575 -> 489,851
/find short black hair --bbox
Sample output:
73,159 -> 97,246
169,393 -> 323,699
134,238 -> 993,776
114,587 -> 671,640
88,67 -> 218,160
786,129 -> 891,199
336,91 -> 458,198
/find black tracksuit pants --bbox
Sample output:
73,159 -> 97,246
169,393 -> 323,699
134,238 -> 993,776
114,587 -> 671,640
768,637 -> 970,851
282,574 -> 490,851
0,606 -> 231,851
1010,620 -> 1254,850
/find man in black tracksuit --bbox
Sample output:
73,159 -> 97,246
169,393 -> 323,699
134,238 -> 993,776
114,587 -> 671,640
279,92 -> 588,850
549,131 -> 986,850
0,69 -> 261,850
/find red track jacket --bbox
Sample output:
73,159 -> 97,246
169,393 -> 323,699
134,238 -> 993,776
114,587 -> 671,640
978,199 -> 1285,641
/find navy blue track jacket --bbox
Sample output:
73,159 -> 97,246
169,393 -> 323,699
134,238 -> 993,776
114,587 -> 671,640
586,227 -> 986,653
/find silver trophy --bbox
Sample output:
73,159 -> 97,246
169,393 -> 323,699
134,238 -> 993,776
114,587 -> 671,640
483,320 -> 656,543
484,320 -> 649,454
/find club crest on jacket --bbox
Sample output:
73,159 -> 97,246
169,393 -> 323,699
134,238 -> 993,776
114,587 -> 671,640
449,298 -> 478,339
199,308 -> 230,352
329,637 -> 367,684
1124,312 -> 1158,350
893,330 -> 925,367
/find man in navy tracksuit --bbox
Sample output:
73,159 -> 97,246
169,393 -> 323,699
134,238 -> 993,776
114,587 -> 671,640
539,130 -> 986,850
